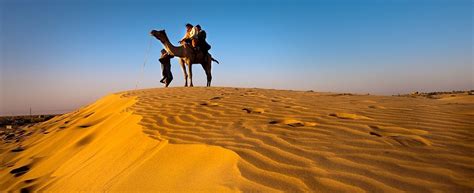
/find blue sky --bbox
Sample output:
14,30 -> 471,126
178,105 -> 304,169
1,0 -> 472,115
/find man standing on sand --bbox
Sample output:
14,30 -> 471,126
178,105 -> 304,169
159,49 -> 174,87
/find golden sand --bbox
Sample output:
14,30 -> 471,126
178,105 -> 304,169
1,87 -> 473,192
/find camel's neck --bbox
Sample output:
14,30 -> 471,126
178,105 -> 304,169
158,34 -> 184,57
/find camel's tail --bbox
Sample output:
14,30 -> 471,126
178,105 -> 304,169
211,57 -> 220,64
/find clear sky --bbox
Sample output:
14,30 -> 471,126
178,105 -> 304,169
1,0 -> 472,115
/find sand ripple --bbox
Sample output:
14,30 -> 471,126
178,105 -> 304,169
122,87 -> 474,192
2,87 -> 473,192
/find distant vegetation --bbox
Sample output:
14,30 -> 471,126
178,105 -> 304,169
395,90 -> 474,99
0,114 -> 59,143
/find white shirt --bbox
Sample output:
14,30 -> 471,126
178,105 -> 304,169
182,27 -> 199,40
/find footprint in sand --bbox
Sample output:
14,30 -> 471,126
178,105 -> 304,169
24,178 -> 36,184
242,108 -> 265,114
269,119 -> 317,127
11,146 -> 25,152
369,132 -> 382,137
20,186 -> 34,193
368,105 -> 386,109
210,96 -> 223,100
76,134 -> 95,147
10,165 -> 30,177
77,124 -> 92,129
84,112 -> 94,118
329,113 -> 372,120
200,102 -> 219,107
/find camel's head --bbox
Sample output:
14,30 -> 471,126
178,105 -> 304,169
150,29 -> 167,42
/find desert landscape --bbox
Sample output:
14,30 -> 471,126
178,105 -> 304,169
2,0 -> 472,192
1,87 -> 473,192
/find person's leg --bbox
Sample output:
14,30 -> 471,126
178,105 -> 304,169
165,63 -> 173,87
192,39 -> 200,51
169,70 -> 173,82
159,61 -> 166,83
185,38 -> 192,45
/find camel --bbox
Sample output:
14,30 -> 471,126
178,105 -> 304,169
150,29 -> 219,87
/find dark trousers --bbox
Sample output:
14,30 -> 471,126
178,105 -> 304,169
159,58 -> 173,87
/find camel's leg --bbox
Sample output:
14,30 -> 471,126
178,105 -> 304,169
202,61 -> 212,87
179,59 -> 188,87
187,63 -> 194,87
206,56 -> 213,87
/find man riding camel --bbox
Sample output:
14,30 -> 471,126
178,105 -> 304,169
196,25 -> 211,54
178,23 -> 211,54
178,23 -> 199,49
150,24 -> 219,87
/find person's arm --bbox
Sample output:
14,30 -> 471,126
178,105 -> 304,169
163,53 -> 174,59
160,52 -> 167,58
179,32 -> 189,43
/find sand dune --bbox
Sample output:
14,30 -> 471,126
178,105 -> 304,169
1,87 -> 473,192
